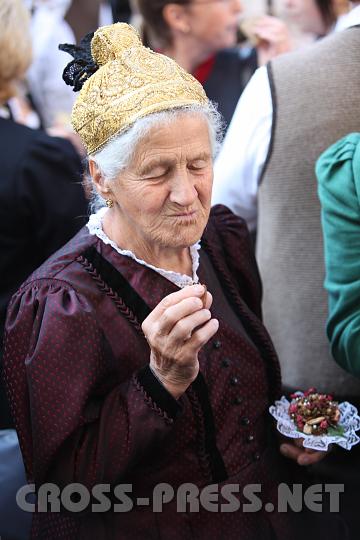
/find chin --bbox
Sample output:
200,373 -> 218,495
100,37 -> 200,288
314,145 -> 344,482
166,223 -> 205,248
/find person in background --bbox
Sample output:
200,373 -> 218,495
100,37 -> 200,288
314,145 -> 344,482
283,0 -> 349,37
0,3 -> 87,538
27,0 -> 113,131
0,0 -> 88,427
136,0 -> 291,130
0,0 -> 89,533
212,3 -> 360,538
110,0 -> 132,22
212,0 -> 351,232
317,133 -> 360,378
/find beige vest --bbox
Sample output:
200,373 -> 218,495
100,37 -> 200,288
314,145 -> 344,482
258,27 -> 360,395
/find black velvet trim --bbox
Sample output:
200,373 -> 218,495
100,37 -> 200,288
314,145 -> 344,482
81,246 -> 151,323
259,62 -> 277,186
137,365 -> 182,420
191,373 -> 228,483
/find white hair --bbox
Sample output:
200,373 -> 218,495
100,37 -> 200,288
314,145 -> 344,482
88,102 -> 224,212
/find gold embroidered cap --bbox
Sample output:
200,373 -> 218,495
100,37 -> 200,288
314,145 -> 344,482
63,23 -> 208,154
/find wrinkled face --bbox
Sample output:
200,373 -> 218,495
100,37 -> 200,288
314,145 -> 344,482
185,0 -> 243,53
282,0 -> 328,35
108,114 -> 214,249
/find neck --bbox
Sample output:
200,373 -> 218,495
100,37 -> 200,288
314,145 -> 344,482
102,208 -> 193,277
163,36 -> 213,74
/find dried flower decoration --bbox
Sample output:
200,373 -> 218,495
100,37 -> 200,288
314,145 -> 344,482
269,391 -> 360,451
288,389 -> 341,437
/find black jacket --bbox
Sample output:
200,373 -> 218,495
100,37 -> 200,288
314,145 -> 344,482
0,118 -> 88,426
203,47 -> 257,130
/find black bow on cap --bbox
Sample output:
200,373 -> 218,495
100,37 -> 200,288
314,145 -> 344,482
59,31 -> 99,92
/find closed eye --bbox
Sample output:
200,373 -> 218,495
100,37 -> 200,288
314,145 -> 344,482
142,166 -> 170,180
188,159 -> 209,171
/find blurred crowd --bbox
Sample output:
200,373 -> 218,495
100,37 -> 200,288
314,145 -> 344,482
1,1 -> 360,539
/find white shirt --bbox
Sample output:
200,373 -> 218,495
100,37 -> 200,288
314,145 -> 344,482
212,5 -> 360,232
27,1 -> 113,128
27,3 -> 77,128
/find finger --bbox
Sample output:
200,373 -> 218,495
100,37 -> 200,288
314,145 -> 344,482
254,28 -> 287,43
253,15 -> 276,25
254,16 -> 287,29
188,318 -> 219,351
254,22 -> 283,33
204,291 -> 213,310
297,451 -> 328,466
280,443 -> 303,462
169,309 -> 212,342
142,285 -> 205,330
158,296 -> 205,336
293,438 -> 305,448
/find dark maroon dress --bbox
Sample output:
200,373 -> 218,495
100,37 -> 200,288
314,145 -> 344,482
3,206 -> 345,539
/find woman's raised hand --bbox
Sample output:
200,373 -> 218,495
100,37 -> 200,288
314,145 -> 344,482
255,16 -> 292,66
142,284 -> 219,399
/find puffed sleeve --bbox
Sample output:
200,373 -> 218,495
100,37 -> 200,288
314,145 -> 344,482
3,280 -> 182,489
316,133 -> 360,377
209,204 -> 262,319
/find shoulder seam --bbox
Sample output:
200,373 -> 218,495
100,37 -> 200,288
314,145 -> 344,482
16,274 -> 84,296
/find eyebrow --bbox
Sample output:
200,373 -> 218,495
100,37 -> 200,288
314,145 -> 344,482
139,152 -> 212,176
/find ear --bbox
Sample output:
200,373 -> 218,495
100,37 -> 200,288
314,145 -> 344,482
88,159 -> 112,200
163,3 -> 191,34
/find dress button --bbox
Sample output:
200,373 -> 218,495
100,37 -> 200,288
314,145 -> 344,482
222,358 -> 231,368
230,377 -> 239,386
247,434 -> 255,443
253,452 -> 261,461
213,340 -> 222,349
233,396 -> 243,405
240,417 -> 250,426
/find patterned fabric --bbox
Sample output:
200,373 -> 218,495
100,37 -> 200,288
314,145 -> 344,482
65,23 -> 207,154
3,206 -> 344,539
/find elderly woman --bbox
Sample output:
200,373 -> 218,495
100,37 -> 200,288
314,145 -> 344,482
3,23 -> 342,540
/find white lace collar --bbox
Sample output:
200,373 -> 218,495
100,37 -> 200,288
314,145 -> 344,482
86,207 -> 200,289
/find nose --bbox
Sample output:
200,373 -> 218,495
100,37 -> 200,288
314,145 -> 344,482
169,171 -> 198,207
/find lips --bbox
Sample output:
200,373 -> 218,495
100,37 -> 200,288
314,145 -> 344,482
174,211 -> 197,217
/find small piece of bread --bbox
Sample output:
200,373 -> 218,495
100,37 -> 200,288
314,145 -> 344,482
239,17 -> 262,47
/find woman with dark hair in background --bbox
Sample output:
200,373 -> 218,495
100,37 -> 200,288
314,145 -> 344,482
110,0 -> 132,22
283,0 -> 349,36
136,0 -> 291,130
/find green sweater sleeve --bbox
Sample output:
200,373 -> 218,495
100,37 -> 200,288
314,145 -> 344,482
316,132 -> 360,378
